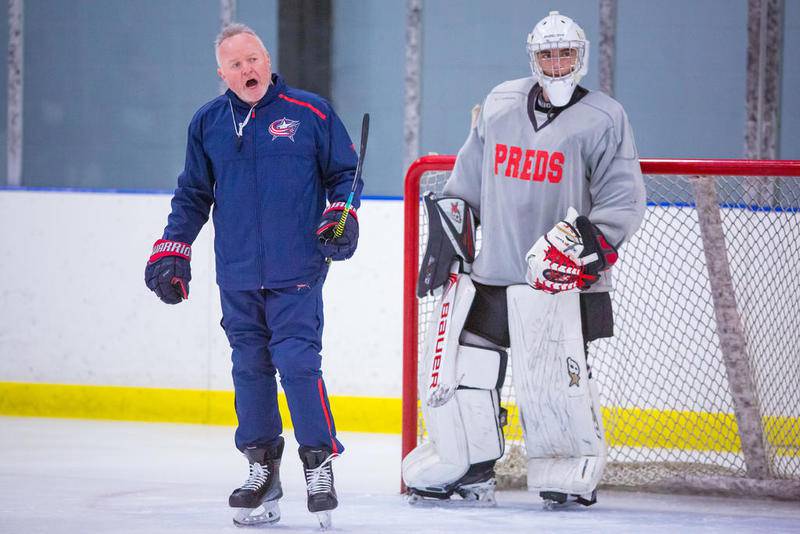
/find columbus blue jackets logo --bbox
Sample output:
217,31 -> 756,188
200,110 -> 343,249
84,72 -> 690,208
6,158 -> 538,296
268,118 -> 301,141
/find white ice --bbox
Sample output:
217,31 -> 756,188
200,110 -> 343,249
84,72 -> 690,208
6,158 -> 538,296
1,416 -> 798,534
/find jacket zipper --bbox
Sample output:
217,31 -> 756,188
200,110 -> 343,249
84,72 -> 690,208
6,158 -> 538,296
252,108 -> 265,289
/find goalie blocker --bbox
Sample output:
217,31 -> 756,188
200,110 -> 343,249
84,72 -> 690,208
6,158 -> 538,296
403,194 -> 614,505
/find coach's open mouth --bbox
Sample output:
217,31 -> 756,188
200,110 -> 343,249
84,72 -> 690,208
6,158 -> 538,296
245,78 -> 258,88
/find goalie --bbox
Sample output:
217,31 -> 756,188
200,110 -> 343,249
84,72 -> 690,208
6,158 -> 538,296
402,10 -> 646,507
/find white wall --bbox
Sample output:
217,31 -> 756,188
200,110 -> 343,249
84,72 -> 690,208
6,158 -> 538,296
1,191 -> 796,419
0,191 -> 403,398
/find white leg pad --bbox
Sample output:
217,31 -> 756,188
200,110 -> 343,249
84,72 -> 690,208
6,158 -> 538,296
402,400 -> 470,489
402,385 -> 504,491
507,285 -> 607,495
455,388 -> 504,464
421,271 -> 476,407
403,275 -> 506,492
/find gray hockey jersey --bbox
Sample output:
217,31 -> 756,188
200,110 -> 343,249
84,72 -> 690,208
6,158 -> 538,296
442,76 -> 646,291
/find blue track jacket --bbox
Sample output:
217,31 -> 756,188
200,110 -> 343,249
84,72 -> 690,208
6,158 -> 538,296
162,74 -> 362,290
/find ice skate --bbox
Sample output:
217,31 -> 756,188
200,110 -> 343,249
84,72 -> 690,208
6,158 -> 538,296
407,462 -> 497,507
407,478 -> 497,508
540,489 -> 597,510
455,478 -> 497,505
229,438 -> 284,527
299,446 -> 339,530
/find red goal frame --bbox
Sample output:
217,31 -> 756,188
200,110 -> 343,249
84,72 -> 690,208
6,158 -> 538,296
402,155 -> 800,462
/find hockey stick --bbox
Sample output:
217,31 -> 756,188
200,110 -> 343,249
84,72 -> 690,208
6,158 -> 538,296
334,112 -> 369,238
324,112 -> 369,264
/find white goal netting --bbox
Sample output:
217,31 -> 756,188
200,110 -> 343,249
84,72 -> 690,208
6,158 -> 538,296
404,158 -> 800,497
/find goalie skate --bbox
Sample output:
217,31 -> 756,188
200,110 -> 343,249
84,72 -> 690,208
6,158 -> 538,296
455,478 -> 497,505
406,478 -> 497,508
540,490 -> 597,510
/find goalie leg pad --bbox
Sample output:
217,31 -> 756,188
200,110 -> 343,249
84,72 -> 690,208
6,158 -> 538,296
402,364 -> 506,493
422,270 -> 476,407
506,285 -> 607,496
403,277 -> 507,494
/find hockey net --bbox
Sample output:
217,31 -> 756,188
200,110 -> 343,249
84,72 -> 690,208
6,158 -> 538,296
402,155 -> 800,497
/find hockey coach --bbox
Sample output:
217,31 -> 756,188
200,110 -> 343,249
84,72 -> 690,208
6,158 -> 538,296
144,23 -> 361,527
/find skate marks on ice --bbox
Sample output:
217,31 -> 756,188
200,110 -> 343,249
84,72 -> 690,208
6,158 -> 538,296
320,490 -> 800,534
27,485 -> 800,534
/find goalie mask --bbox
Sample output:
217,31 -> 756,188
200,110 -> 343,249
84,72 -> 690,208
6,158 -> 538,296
526,11 -> 589,107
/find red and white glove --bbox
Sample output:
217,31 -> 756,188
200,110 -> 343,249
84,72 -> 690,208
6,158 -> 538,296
525,208 -> 618,293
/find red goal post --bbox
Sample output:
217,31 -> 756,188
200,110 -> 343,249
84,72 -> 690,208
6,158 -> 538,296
402,155 -> 800,497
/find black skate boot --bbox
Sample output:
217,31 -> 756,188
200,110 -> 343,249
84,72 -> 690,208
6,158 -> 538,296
229,437 -> 284,527
299,446 -> 339,530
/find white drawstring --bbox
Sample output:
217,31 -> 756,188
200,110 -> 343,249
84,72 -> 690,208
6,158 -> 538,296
241,461 -> 269,491
304,453 -> 338,494
229,99 -> 258,142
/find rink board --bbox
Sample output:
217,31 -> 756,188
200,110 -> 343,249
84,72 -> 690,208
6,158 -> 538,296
0,190 -> 798,454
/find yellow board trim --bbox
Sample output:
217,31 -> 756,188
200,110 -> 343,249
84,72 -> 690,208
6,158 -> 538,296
0,382 -> 401,435
0,382 -> 797,455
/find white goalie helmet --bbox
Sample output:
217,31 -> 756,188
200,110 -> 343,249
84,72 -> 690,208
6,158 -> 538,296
526,11 -> 590,107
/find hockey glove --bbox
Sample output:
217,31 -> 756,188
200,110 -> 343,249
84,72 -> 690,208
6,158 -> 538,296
525,208 -> 617,293
573,215 -> 618,290
144,239 -> 191,304
316,202 -> 359,261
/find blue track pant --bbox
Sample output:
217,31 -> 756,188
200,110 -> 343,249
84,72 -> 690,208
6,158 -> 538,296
220,276 -> 343,454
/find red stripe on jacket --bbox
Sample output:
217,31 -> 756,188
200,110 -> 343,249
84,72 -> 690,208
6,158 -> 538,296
278,94 -> 327,120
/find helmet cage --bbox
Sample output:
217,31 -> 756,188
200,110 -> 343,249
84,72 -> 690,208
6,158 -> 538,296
527,40 -> 587,81
525,11 -> 590,106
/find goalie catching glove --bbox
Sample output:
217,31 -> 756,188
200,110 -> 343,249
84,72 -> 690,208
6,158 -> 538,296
525,207 -> 618,293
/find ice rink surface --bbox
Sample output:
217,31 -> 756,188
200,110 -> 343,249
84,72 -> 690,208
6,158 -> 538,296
1,416 -> 798,534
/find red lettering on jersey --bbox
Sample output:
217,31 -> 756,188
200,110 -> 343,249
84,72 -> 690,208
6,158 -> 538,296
495,146 -> 565,185
506,146 -> 522,178
548,152 -> 565,183
532,150 -> 549,181
520,150 -> 536,181
494,144 -> 508,175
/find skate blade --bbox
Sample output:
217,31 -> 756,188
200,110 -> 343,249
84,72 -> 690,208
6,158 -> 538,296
540,490 -> 596,510
542,499 -> 561,511
232,500 -> 280,527
542,500 -> 587,511
315,510 -> 332,530
541,498 -> 593,511
456,489 -> 497,507
407,494 -> 496,508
